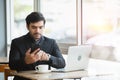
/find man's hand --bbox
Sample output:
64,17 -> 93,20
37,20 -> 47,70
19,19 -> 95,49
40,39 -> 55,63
25,48 -> 40,64
38,50 -> 50,61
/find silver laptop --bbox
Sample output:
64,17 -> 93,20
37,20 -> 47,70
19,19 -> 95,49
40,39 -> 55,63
52,45 -> 92,72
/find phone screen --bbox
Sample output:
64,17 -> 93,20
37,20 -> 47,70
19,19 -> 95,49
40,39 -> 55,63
31,44 -> 40,53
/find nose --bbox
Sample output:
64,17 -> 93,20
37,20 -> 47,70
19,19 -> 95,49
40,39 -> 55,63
36,28 -> 40,32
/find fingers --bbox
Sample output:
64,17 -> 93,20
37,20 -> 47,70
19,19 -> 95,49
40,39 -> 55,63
41,53 -> 48,60
38,50 -> 49,61
26,48 -> 31,55
25,48 -> 40,64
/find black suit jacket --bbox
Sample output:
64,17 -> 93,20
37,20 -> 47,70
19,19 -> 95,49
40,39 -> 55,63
9,33 -> 66,72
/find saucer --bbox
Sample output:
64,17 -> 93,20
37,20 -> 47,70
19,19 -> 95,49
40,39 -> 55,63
35,70 -> 51,74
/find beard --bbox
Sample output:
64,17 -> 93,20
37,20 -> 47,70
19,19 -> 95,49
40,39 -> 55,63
34,33 -> 41,35
32,33 -> 42,40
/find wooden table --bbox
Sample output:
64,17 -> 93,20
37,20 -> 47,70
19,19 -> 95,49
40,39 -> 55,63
12,59 -> 120,80
13,70 -> 88,80
0,57 -> 8,64
0,57 -> 9,72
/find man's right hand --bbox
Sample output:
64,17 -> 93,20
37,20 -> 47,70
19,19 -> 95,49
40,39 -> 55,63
25,48 -> 40,64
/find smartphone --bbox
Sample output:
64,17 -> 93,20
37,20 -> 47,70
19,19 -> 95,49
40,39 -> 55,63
31,44 -> 40,53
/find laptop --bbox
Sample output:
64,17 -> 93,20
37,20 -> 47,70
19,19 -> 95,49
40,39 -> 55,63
52,45 -> 92,72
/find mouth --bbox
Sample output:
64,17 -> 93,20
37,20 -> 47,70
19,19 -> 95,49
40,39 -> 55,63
34,33 -> 40,36
33,34 -> 41,40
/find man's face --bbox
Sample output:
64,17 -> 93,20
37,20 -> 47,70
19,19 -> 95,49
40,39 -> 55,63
27,21 -> 45,40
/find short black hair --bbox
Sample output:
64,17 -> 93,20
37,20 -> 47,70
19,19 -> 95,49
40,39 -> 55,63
25,12 -> 46,26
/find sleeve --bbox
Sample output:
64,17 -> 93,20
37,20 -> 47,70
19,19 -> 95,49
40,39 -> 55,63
49,40 -> 66,69
9,40 -> 32,71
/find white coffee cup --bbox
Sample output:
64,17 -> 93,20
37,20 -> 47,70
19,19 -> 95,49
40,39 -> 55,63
35,65 -> 48,72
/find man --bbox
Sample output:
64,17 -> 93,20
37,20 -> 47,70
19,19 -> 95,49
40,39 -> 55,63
9,12 -> 66,80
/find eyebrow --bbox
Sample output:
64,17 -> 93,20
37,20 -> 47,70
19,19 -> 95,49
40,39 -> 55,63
31,25 -> 44,27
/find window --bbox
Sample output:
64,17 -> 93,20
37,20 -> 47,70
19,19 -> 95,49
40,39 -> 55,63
38,0 -> 77,44
83,0 -> 120,45
83,0 -> 120,61
12,0 -> 33,40
6,0 -> 33,44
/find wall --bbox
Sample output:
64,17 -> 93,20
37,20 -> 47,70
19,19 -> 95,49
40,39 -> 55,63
0,0 -> 7,57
